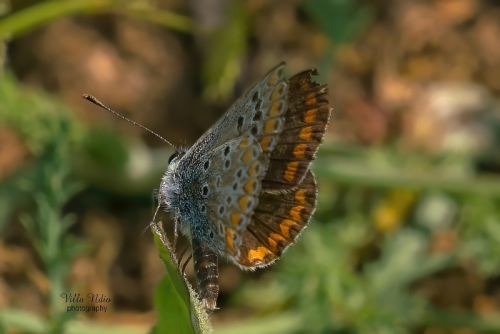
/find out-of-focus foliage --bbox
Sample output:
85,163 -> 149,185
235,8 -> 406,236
0,0 -> 192,39
0,72 -> 83,227
200,0 -> 250,101
304,0 -> 373,44
0,93 -> 85,300
0,73 -> 153,333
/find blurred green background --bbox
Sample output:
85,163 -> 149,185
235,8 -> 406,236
3,0 -> 500,333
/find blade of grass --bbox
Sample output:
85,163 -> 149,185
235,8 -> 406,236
0,0 -> 193,39
0,0 -> 111,38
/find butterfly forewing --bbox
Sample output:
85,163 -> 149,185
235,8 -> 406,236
183,62 -> 289,160
262,69 -> 331,189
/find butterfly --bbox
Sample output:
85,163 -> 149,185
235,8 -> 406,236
157,62 -> 331,311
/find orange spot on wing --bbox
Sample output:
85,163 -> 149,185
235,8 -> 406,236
267,233 -> 286,252
226,229 -> 235,253
238,196 -> 251,212
230,212 -> 241,228
299,126 -> 313,141
271,86 -> 283,100
244,179 -> 256,193
293,144 -> 307,158
280,219 -> 296,238
247,246 -> 273,263
290,205 -> 304,221
260,136 -> 272,151
268,74 -> 278,85
295,189 -> 307,204
284,162 -> 299,182
248,163 -> 258,177
241,148 -> 254,162
298,78 -> 310,90
265,119 -> 277,134
305,93 -> 317,106
269,101 -> 282,117
239,138 -> 250,148
304,109 -> 317,123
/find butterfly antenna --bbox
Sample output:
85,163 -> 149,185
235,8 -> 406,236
83,94 -> 177,150
142,202 -> 164,236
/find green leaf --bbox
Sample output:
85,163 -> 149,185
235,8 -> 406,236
150,223 -> 212,334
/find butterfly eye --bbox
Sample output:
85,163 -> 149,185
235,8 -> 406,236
168,152 -> 179,164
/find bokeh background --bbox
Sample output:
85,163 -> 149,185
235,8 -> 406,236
2,0 -> 500,333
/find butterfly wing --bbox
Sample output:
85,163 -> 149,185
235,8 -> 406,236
171,63 -> 291,257
262,69 -> 331,189
169,64 -> 330,267
234,69 -> 332,268
183,62 -> 289,160
170,135 -> 272,310
175,136 -> 266,258
236,170 -> 317,268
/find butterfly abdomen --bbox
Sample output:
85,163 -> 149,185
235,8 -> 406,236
192,238 -> 219,312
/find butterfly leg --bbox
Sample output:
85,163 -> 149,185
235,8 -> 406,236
176,245 -> 189,270
181,253 -> 193,275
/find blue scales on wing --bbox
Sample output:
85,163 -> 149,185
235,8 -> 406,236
170,63 -> 291,262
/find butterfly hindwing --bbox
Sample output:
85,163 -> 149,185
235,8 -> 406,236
235,170 -> 317,268
176,136 -> 267,258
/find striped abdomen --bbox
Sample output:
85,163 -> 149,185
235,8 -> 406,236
192,238 -> 219,312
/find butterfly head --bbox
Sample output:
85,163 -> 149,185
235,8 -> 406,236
168,149 -> 183,164
158,148 -> 187,212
